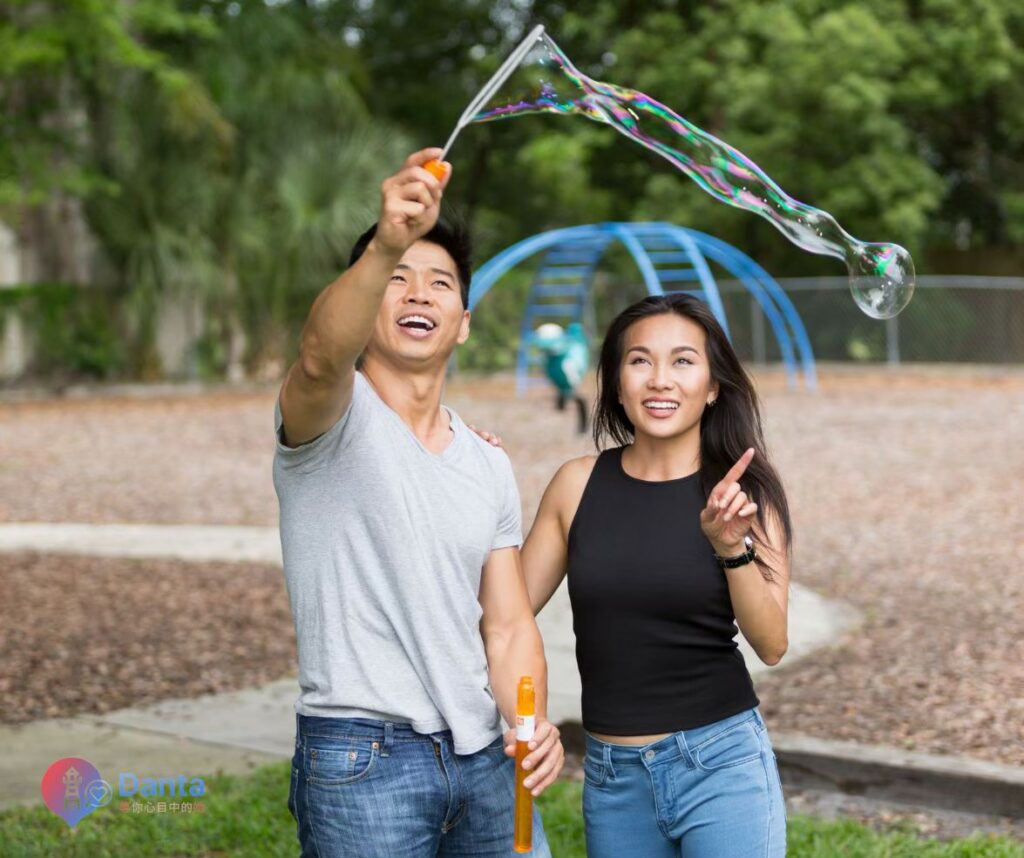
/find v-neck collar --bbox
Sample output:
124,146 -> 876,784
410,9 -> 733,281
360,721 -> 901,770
360,372 -> 462,462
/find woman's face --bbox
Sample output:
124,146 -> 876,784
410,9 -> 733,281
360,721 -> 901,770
617,312 -> 718,440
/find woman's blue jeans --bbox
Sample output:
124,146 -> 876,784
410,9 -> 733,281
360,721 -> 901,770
583,707 -> 786,858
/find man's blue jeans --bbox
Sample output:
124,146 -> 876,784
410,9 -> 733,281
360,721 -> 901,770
289,715 -> 551,858
582,707 -> 786,858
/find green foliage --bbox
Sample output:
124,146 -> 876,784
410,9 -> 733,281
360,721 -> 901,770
460,267 -> 536,372
0,0 -> 216,208
3,0 -> 1024,377
0,284 -> 124,380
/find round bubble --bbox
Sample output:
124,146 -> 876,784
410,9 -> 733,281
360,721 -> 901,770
847,243 -> 915,319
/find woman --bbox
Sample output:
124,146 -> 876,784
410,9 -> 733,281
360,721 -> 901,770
521,293 -> 791,857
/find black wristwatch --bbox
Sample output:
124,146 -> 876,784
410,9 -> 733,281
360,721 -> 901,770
713,535 -> 757,569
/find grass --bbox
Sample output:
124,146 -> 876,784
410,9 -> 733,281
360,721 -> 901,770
2,762 -> 1021,857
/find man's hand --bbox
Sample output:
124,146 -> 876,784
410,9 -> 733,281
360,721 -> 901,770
503,718 -> 564,797
375,148 -> 451,256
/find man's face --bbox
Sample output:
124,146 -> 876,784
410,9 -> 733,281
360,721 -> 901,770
366,240 -> 471,369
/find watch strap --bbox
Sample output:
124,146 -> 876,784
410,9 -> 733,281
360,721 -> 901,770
714,536 -> 757,569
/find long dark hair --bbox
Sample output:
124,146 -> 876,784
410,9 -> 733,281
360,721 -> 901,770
593,293 -> 792,580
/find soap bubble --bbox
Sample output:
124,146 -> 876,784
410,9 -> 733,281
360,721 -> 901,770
462,29 -> 915,318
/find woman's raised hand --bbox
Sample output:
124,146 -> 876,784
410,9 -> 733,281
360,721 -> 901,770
700,447 -> 757,554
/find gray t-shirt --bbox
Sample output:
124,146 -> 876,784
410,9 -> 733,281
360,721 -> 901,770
273,371 -> 522,754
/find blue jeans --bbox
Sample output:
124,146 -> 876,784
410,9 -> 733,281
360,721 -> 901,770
583,707 -> 786,858
289,715 -> 551,858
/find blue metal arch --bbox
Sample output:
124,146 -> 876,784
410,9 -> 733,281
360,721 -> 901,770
467,222 -> 816,392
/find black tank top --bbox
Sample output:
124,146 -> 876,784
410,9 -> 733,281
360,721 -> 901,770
566,447 -> 759,734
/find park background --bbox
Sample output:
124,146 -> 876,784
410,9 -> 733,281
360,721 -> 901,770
1,1 -> 1023,855
2,0 -> 1024,379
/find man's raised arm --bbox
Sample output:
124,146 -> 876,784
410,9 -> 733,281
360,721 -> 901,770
278,147 -> 450,446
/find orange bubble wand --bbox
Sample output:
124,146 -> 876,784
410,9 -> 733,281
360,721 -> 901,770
425,25 -> 546,181
513,675 -> 536,853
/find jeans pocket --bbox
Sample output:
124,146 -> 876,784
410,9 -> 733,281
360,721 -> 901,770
484,734 -> 507,755
305,737 -> 380,785
583,756 -> 607,787
693,719 -> 762,772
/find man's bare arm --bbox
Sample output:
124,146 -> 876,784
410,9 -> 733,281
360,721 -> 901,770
278,147 -> 450,446
479,547 -> 564,796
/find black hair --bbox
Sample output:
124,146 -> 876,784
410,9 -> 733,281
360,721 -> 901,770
348,218 -> 472,308
592,293 -> 792,581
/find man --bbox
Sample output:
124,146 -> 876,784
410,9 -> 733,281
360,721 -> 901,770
273,148 -> 563,858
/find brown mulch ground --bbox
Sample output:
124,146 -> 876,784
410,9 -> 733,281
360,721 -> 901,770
1,365 -> 1022,767
0,552 -> 295,722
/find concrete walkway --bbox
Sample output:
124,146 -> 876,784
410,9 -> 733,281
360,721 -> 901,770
0,523 -> 860,809
0,522 -> 283,564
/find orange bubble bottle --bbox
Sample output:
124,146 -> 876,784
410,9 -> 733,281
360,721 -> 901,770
513,675 -> 535,853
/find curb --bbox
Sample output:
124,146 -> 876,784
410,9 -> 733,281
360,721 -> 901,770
557,723 -> 1024,819
771,732 -> 1024,820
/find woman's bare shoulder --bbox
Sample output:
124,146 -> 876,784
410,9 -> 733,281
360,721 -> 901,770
546,454 -> 600,513
557,454 -> 599,482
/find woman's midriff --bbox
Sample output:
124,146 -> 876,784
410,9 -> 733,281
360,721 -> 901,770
588,731 -> 673,746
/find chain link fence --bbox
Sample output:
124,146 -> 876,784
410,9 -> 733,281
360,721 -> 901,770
2,275 -> 1021,384
712,277 -> 1024,367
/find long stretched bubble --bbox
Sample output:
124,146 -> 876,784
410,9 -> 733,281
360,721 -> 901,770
469,31 -> 914,319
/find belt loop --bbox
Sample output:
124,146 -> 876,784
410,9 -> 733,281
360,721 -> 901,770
381,721 -> 394,757
295,713 -> 302,751
675,729 -> 695,769
602,742 -> 616,779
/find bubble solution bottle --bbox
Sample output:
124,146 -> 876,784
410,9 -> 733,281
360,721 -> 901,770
514,675 -> 535,853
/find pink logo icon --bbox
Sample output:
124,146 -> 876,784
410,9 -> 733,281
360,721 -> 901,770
40,757 -> 110,828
